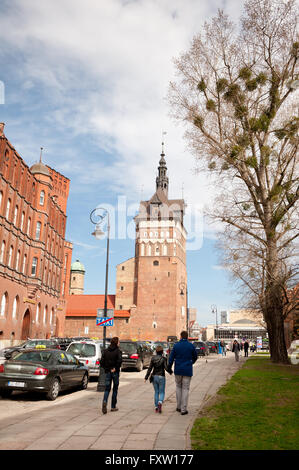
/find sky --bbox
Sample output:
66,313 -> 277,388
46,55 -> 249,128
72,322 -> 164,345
0,0 -> 246,326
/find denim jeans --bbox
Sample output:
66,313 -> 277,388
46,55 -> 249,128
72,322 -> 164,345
153,375 -> 166,407
103,371 -> 119,408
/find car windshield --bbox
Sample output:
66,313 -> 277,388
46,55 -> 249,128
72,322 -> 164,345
67,343 -> 96,357
24,340 -> 51,348
120,342 -> 137,353
12,351 -> 53,362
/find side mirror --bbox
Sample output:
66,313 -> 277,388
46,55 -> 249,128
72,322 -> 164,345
4,352 -> 12,360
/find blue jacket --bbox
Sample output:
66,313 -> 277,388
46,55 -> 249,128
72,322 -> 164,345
168,339 -> 198,377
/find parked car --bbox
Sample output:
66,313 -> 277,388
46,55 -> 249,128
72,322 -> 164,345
51,337 -> 73,351
66,341 -> 102,378
152,341 -> 170,358
206,341 -> 217,353
120,341 -> 152,371
193,341 -> 210,356
0,339 -> 61,361
0,348 -> 88,400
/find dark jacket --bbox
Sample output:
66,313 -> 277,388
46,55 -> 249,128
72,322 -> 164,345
168,338 -> 198,377
100,344 -> 122,373
244,341 -> 249,351
232,342 -> 240,352
145,354 -> 172,380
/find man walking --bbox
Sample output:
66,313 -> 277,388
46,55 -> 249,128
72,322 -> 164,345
244,340 -> 249,357
100,337 -> 122,414
168,331 -> 198,415
232,339 -> 240,362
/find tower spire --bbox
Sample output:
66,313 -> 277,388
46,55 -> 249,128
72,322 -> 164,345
156,132 -> 169,197
39,147 -> 43,163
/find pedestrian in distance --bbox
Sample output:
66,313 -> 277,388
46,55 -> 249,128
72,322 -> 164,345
232,339 -> 240,362
101,337 -> 122,414
144,345 -> 172,413
220,340 -> 226,356
168,331 -> 198,416
244,340 -> 249,357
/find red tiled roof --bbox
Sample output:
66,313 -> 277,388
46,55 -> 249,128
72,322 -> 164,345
66,294 -> 130,318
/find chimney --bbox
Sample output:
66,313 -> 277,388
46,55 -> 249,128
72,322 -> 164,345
0,123 -> 5,136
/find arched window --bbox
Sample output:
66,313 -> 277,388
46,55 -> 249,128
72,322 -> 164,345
0,293 -> 8,317
163,245 -> 168,256
13,205 -> 18,226
15,249 -> 20,271
20,211 -> 25,231
43,306 -> 47,324
141,244 -> 145,256
35,221 -> 41,240
39,190 -> 45,206
6,198 -> 11,220
12,297 -> 18,319
8,245 -> 13,267
153,260 -> 159,266
0,240 -> 6,263
27,217 -> 31,236
22,254 -> 27,274
31,257 -> 38,276
36,303 -> 40,323
148,244 -> 152,256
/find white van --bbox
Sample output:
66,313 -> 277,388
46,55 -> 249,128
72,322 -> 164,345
66,340 -> 102,377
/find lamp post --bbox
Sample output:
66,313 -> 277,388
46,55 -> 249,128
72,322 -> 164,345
90,207 -> 110,392
211,304 -> 218,340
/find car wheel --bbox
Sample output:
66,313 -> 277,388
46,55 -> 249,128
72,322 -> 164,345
137,360 -> 143,372
0,389 -> 13,398
80,373 -> 88,390
46,378 -> 60,401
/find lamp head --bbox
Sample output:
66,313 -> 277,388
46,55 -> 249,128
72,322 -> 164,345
92,224 -> 106,240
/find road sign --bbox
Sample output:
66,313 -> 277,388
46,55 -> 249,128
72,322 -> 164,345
97,308 -> 114,318
96,317 -> 114,326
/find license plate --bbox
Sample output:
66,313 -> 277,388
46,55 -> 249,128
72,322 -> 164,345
8,381 -> 25,387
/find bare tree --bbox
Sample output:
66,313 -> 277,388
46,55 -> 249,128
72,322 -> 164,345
168,0 -> 298,363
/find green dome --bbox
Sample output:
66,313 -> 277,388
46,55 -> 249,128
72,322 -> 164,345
71,260 -> 85,272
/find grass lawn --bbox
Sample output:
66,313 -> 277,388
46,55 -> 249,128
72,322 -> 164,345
191,357 -> 299,450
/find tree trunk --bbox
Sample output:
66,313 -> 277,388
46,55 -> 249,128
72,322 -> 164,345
263,237 -> 290,364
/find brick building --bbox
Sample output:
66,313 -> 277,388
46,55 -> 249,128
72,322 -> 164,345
0,123 -> 73,348
65,145 -> 188,341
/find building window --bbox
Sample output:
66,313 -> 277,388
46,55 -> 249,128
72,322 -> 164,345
43,306 -> 47,324
15,250 -> 20,271
13,205 -> 18,226
8,246 -> 13,268
22,254 -> 27,274
35,221 -> 41,240
36,303 -> 40,323
12,297 -> 18,319
163,245 -> 167,256
119,305 -> 123,310
27,217 -> 31,236
0,240 -> 5,263
6,198 -> 11,220
20,212 -> 25,231
153,260 -> 159,266
31,257 -> 38,276
121,266 -> 125,271
39,190 -> 45,206
1,293 -> 8,317
120,286 -> 124,291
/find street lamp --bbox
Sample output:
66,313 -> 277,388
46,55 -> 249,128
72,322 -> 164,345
90,207 -> 110,392
211,304 -> 218,340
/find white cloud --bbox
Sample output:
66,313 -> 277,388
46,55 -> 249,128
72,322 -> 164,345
0,0 -> 244,235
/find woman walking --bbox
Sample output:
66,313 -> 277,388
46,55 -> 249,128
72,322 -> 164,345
232,340 -> 240,362
144,345 -> 172,413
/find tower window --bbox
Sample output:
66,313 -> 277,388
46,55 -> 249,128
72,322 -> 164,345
120,286 -> 124,291
153,260 -> 159,266
122,266 -> 125,271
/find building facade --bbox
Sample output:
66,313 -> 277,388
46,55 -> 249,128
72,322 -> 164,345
0,123 -> 72,348
206,309 -> 267,341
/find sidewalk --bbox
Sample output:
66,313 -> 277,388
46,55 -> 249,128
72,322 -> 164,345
0,352 -> 247,450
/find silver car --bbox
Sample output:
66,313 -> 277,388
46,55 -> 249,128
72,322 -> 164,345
66,341 -> 102,377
